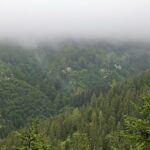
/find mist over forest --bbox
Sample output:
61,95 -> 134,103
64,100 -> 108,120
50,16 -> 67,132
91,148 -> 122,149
0,0 -> 150,150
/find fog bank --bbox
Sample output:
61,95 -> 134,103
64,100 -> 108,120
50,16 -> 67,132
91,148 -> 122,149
0,0 -> 150,43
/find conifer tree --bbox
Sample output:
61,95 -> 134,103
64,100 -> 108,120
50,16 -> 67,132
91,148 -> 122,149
109,93 -> 150,150
15,122 -> 50,150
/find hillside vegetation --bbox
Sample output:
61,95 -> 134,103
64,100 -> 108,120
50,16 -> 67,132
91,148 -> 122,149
0,41 -> 150,149
0,70 -> 150,149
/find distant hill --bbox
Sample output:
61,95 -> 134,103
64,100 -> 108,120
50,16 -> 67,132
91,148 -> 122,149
0,41 -> 150,140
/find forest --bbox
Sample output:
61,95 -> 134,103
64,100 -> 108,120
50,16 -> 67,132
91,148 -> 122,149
0,41 -> 150,150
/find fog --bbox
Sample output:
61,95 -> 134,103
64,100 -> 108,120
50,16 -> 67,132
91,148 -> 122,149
0,0 -> 150,43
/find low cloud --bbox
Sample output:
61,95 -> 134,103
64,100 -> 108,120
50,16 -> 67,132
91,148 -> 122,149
0,0 -> 150,43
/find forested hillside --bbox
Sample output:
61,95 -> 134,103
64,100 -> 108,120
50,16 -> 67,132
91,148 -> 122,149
0,69 -> 150,150
0,60 -> 54,138
0,41 -> 150,149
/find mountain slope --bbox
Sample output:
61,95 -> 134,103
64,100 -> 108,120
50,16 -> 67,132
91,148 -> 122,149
0,41 -> 150,141
0,62 -> 53,138
1,70 -> 150,149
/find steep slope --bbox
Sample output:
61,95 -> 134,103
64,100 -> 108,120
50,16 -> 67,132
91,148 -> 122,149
39,70 -> 150,150
0,41 -> 150,140
36,42 -> 150,110
0,62 -> 53,138
1,70 -> 150,149
0,42 -> 150,111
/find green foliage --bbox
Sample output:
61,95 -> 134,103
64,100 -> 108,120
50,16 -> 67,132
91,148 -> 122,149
15,122 -> 50,150
61,132 -> 90,150
0,73 -> 53,137
0,41 -> 150,149
108,93 -> 150,150
1,70 -> 150,149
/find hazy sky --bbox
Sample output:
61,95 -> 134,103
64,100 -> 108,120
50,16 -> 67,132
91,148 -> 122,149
0,0 -> 150,42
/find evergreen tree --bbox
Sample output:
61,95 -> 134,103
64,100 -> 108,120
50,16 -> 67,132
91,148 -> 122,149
109,93 -> 150,150
62,132 -> 90,150
15,122 -> 50,150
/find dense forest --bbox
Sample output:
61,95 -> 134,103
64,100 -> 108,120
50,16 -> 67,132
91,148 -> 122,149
0,41 -> 150,149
